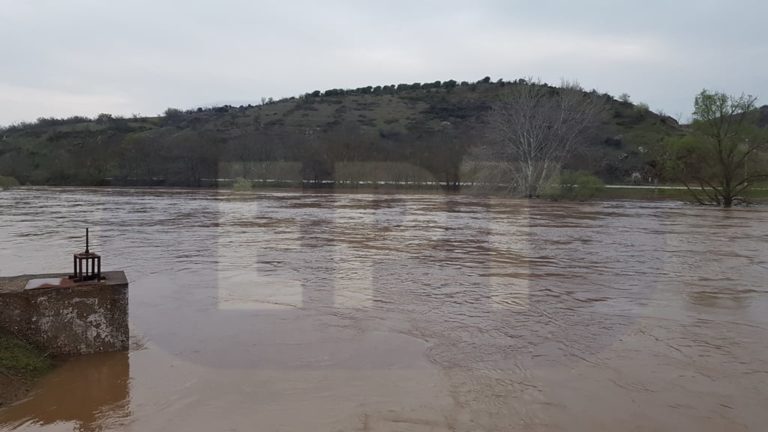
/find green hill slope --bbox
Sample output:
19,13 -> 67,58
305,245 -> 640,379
0,78 -> 681,187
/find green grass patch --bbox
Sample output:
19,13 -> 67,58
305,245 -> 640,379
595,186 -> 768,204
231,177 -> 253,191
595,186 -> 692,201
743,188 -> 768,200
0,332 -> 52,379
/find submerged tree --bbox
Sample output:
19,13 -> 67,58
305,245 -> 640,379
666,90 -> 767,207
475,80 -> 607,197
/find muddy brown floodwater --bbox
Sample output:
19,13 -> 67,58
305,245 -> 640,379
1,187 -> 767,431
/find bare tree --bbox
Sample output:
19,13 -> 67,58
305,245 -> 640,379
476,80 -> 607,197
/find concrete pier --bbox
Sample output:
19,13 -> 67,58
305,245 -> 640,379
0,271 -> 128,355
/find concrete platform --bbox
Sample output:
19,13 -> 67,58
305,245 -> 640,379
0,271 -> 128,355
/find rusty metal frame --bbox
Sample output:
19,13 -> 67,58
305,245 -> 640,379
70,228 -> 102,282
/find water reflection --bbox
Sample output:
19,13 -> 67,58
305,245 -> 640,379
0,352 -> 130,432
686,289 -> 753,309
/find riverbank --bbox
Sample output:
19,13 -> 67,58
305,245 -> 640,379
4,183 -> 768,212
0,332 -> 52,407
596,185 -> 768,203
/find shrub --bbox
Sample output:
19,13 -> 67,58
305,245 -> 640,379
543,170 -> 604,201
231,177 -> 253,191
0,176 -> 20,190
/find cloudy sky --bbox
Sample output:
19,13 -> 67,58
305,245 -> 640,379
1,0 -> 765,125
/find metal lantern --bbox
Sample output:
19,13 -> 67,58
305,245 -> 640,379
71,228 -> 102,282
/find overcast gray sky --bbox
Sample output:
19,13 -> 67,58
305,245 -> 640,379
1,0 -> 765,125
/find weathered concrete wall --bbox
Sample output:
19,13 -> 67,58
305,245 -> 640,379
0,271 -> 128,355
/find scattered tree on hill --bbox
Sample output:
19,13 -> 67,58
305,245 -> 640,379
665,90 -> 767,207
163,108 -> 185,126
96,113 -> 114,122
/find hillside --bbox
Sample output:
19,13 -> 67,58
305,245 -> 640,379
0,78 -> 682,187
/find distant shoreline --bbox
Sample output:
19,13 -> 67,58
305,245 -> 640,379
4,183 -> 768,204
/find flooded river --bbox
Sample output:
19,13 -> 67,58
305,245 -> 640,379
1,187 -> 767,431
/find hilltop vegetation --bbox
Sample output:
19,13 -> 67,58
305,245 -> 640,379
0,78 -> 682,187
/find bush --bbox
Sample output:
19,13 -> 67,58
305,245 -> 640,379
163,108 -> 184,124
231,177 -> 253,191
543,170 -> 604,201
0,176 -> 20,190
0,331 -> 52,378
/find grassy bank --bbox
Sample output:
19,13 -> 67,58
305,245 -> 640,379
0,332 -> 52,407
597,186 -> 692,201
596,186 -> 768,203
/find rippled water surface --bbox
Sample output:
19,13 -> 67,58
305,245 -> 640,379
1,187 -> 768,431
